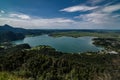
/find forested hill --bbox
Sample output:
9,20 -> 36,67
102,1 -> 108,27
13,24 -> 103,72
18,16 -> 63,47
0,24 -> 28,34
0,44 -> 119,80
0,24 -> 54,42
0,31 -> 25,42
0,24 -> 26,42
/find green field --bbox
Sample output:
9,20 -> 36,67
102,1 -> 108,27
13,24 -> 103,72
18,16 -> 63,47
50,31 -> 120,38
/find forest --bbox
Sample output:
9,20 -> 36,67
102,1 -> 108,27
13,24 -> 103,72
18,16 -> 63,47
0,44 -> 119,80
0,25 -> 120,80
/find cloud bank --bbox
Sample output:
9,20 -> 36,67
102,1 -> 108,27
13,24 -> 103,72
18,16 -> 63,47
60,5 -> 98,12
60,0 -> 120,29
0,13 -> 75,29
0,0 -> 120,29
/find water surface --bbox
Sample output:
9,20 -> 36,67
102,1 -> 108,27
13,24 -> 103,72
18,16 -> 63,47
13,35 -> 103,53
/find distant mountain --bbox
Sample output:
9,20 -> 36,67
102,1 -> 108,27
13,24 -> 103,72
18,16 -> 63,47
0,31 -> 25,42
0,24 -> 26,42
0,24 -> 29,34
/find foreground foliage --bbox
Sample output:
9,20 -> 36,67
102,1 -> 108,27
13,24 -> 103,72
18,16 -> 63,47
0,44 -> 119,80
0,72 -> 26,80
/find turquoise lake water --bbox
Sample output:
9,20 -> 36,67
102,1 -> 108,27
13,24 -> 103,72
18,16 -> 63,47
13,35 -> 103,53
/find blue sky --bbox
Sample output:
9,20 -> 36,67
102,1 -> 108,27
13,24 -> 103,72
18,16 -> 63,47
0,0 -> 120,29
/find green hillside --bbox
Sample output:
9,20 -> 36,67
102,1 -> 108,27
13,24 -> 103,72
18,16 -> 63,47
0,44 -> 119,80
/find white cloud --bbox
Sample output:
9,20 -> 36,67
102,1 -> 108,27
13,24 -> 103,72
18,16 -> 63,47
0,15 -> 75,29
60,5 -> 98,12
102,3 -> 120,13
73,3 -> 120,26
0,14 -> 119,29
112,14 -> 120,18
0,10 -> 5,14
9,13 -> 31,19
88,0 -> 105,5
75,12 -> 110,24
0,2 -> 119,29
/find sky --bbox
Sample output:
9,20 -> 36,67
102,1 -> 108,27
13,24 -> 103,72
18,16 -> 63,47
0,0 -> 120,29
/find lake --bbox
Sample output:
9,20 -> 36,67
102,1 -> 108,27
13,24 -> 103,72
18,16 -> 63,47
13,35 -> 103,53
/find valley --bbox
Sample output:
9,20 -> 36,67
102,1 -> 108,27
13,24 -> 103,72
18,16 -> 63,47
0,25 -> 120,80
